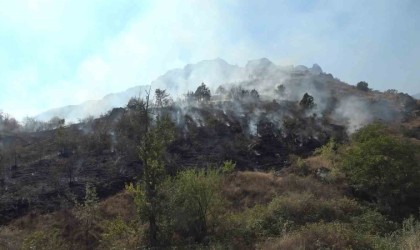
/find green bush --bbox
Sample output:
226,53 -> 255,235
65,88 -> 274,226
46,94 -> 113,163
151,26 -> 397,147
257,193 -> 362,235
100,218 -> 142,250
164,168 -> 225,244
221,160 -> 236,174
227,191 -> 365,242
350,210 -> 395,236
340,123 -> 420,217
392,217 -> 420,250
357,81 -> 370,91
22,230 -> 68,250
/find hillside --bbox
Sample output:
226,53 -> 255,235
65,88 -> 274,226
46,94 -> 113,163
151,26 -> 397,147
35,85 -> 149,122
34,58 -> 417,132
0,60 -> 419,249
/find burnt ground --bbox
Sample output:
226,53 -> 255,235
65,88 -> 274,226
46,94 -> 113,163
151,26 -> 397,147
1,77 -> 419,225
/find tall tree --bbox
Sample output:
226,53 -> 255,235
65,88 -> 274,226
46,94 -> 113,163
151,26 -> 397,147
356,81 -> 369,91
136,88 -> 175,247
299,93 -> 315,110
139,116 -> 175,246
194,83 -> 211,102
154,89 -> 170,108
75,183 -> 101,249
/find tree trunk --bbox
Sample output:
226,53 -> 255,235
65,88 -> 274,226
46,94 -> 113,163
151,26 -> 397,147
149,211 -> 158,247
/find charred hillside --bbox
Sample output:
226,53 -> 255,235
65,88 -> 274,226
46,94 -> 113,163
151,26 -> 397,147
0,61 -> 419,225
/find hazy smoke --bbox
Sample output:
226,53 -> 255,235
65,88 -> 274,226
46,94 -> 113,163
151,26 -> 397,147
34,58 -> 405,135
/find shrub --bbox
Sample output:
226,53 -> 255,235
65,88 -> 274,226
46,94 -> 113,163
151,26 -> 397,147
258,222 -> 386,250
221,160 -> 236,174
164,168 -> 225,244
100,218 -> 143,249
394,217 -> 420,250
73,183 -> 102,249
226,191 -> 365,243
22,230 -> 68,250
340,123 -> 420,218
299,93 -> 315,109
350,210 -> 395,236
289,156 -> 310,176
357,81 -> 370,91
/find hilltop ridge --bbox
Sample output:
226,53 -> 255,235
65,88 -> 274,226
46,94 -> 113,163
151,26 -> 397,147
35,58 -> 326,122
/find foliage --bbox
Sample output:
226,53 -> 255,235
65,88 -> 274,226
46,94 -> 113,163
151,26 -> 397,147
258,222 -> 386,250
137,114 -> 176,246
0,111 -> 20,132
164,168 -> 225,244
221,160 -> 236,174
155,89 -> 171,108
357,81 -> 370,91
275,84 -> 286,96
115,98 -> 149,161
74,183 -> 102,249
228,86 -> 259,101
125,183 -> 147,222
392,216 -> 420,250
22,230 -> 69,250
314,138 -> 340,168
340,123 -> 420,217
386,89 -> 398,94
299,92 -> 315,109
100,218 -> 142,250
194,83 -> 211,102
226,191 -> 369,247
83,119 -> 112,154
289,156 -> 310,176
350,209 -> 395,236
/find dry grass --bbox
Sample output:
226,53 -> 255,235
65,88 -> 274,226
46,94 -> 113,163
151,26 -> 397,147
256,223 -> 372,250
305,155 -> 333,170
222,171 -> 345,210
99,191 -> 136,221
403,117 -> 420,129
0,190 -> 137,250
223,171 -> 280,209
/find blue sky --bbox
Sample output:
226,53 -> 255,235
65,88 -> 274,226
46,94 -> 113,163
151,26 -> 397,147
1,0 -> 419,119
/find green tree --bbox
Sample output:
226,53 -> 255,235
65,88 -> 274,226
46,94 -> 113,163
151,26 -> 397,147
155,89 -> 170,108
340,123 -> 420,218
74,183 -> 101,250
138,113 -> 175,247
299,93 -> 315,110
356,81 -> 370,91
194,83 -> 211,102
166,168 -> 224,243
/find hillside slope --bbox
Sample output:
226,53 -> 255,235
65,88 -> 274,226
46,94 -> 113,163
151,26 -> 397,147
35,85 -> 149,122
34,58 -> 323,122
2,58 -> 419,229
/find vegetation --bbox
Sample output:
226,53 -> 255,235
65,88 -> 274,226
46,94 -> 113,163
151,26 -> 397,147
275,84 -> 286,96
299,92 -> 315,109
340,123 -> 420,218
194,82 -> 211,102
357,81 -> 370,91
0,82 -> 419,249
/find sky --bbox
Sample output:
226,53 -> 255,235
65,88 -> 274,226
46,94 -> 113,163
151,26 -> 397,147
0,0 -> 419,119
